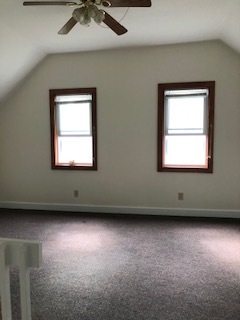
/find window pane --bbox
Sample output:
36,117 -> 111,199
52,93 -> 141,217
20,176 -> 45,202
166,96 -> 205,134
164,135 -> 207,167
58,102 -> 91,135
58,137 -> 93,165
50,88 -> 97,170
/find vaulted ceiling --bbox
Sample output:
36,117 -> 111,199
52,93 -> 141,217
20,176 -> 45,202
1,0 -> 240,103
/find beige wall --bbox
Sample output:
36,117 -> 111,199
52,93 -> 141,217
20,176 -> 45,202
0,41 -> 240,211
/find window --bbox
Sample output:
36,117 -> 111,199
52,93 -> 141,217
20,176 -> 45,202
50,88 -> 97,170
158,81 -> 215,173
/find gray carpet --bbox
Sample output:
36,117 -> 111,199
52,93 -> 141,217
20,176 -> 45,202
0,209 -> 240,320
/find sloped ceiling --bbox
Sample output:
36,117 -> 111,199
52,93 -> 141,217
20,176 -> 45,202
0,0 -> 240,103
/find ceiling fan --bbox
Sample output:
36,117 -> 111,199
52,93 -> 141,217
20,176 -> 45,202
23,0 -> 152,35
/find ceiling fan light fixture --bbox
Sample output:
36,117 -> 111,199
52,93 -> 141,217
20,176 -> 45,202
94,9 -> 105,24
80,12 -> 91,26
72,7 -> 86,22
73,4 -> 105,26
87,4 -> 99,18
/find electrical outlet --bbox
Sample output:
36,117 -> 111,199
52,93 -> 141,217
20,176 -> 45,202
178,192 -> 184,200
74,190 -> 79,197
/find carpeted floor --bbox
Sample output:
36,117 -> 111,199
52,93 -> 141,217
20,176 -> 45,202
0,209 -> 240,320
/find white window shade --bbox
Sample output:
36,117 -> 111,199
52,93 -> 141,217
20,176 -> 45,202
57,102 -> 92,136
55,94 -> 92,102
165,89 -> 208,135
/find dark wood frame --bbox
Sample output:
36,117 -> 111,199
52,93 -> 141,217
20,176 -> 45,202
49,88 -> 97,171
158,81 -> 215,173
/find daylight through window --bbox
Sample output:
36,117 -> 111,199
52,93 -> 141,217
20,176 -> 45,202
158,82 -> 215,173
50,88 -> 97,170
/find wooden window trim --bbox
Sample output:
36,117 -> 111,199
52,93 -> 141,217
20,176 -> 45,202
158,81 -> 215,173
49,88 -> 97,171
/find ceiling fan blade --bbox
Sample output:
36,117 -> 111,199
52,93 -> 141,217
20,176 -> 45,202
58,17 -> 77,34
23,1 -> 78,6
103,11 -> 127,35
107,0 -> 151,7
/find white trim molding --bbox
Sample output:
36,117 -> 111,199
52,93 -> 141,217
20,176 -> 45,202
0,201 -> 240,219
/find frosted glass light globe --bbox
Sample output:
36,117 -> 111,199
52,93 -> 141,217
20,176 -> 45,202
94,10 -> 105,24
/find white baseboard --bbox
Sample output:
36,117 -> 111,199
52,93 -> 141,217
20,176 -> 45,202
0,201 -> 240,219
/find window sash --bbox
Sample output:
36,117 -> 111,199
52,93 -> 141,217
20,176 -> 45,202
164,93 -> 208,136
57,136 -> 93,166
56,100 -> 92,137
163,135 -> 208,167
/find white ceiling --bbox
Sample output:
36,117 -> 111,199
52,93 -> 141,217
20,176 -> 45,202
1,0 -> 240,102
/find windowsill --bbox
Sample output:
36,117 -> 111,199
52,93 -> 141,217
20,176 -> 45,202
159,166 -> 212,173
52,164 -> 97,170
